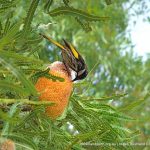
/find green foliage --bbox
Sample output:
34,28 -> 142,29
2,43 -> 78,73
32,68 -> 65,83
75,17 -> 92,32
48,6 -> 108,32
0,21 -> 21,49
105,0 -> 112,5
0,0 -> 150,150
0,80 -> 29,96
0,0 -> 17,14
48,6 -> 109,22
44,0 -> 54,13
23,0 -> 40,37
0,57 -> 37,96
63,0 -> 70,6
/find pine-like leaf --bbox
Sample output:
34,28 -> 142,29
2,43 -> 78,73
48,6 -> 109,22
0,49 -> 43,65
44,0 -> 53,13
0,22 -> 21,49
5,133 -> 39,150
23,0 -> 40,37
0,57 -> 37,96
0,80 -> 28,96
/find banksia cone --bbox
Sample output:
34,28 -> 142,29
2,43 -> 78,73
35,61 -> 73,119
0,139 -> 15,150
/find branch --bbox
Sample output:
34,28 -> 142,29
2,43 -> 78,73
0,98 -> 55,106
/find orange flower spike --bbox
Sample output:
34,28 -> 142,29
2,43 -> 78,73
35,61 -> 73,119
0,139 -> 15,150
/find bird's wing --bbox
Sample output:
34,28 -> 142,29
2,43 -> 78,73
63,39 -> 79,59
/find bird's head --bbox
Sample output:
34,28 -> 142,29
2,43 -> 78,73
48,61 -> 72,80
40,34 -> 88,82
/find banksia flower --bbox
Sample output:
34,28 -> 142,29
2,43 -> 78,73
35,34 -> 88,119
0,139 -> 15,150
35,61 -> 73,119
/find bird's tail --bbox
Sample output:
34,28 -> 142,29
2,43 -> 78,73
39,33 -> 65,50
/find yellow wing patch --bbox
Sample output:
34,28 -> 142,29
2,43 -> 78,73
50,38 -> 65,50
69,44 -> 79,59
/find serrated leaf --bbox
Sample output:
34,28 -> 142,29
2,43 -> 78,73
0,80 -> 28,96
119,99 -> 146,112
0,21 -> 22,49
67,130 -> 109,149
23,0 -> 40,37
26,36 -> 42,45
80,93 -> 127,101
44,0 -> 53,13
48,6 -> 109,22
100,111 -> 135,121
75,17 -> 92,32
4,133 -> 38,150
32,68 -> 65,83
0,49 -> 43,65
0,0 -> 17,14
2,103 -> 19,135
0,21 -> 3,34
111,125 -> 132,134
0,57 -> 37,96
3,17 -> 11,34
73,130 -> 108,141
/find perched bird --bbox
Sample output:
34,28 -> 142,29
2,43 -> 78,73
35,34 -> 88,119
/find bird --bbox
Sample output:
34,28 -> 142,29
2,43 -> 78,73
35,34 -> 88,119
